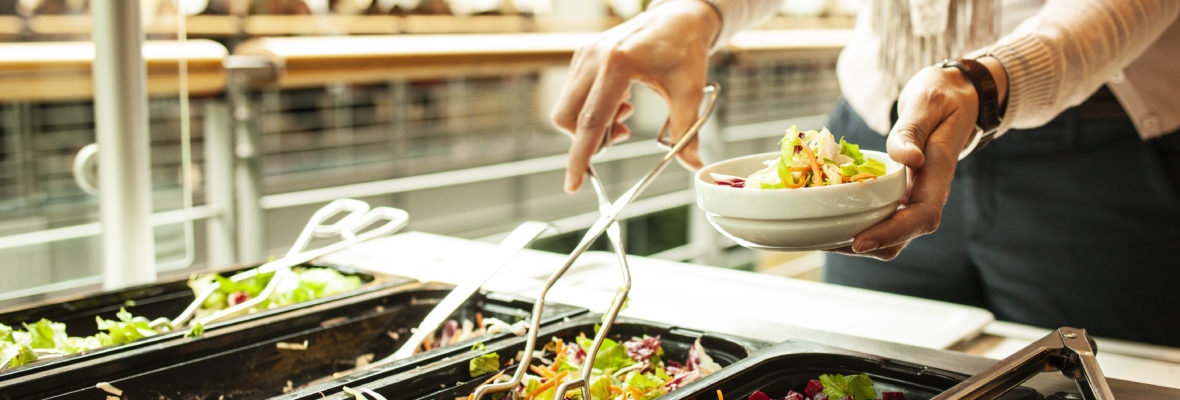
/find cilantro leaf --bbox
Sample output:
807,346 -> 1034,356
819,373 -> 877,400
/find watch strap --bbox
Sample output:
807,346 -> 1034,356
942,58 -> 1003,158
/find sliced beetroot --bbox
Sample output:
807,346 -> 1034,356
811,393 -> 828,400
747,390 -> 773,400
804,380 -> 825,398
881,392 -> 906,400
782,391 -> 805,400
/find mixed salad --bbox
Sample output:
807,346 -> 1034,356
469,333 -> 721,400
712,126 -> 887,189
420,314 -> 526,355
0,266 -> 363,370
727,374 -> 904,400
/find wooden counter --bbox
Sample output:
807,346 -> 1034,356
0,40 -> 228,101
233,29 -> 851,88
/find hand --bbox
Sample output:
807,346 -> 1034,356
828,64 -> 983,260
550,0 -> 720,193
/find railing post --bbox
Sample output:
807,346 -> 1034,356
204,100 -> 237,267
91,0 -> 156,289
224,55 -> 278,262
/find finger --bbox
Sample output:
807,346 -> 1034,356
852,121 -> 961,253
886,103 -> 934,169
615,102 -> 634,123
664,79 -> 706,169
828,242 -> 908,261
551,61 -> 598,135
565,73 -> 632,193
608,122 -> 631,145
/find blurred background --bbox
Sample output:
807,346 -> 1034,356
0,0 -> 855,300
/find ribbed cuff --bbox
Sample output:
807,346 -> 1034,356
984,34 -> 1058,137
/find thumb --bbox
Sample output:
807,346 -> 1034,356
886,103 -> 934,169
665,81 -> 706,169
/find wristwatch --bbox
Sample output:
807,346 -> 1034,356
941,58 -> 1003,159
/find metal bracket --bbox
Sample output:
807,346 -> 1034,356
933,327 -> 1114,400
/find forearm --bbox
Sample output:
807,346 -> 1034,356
981,0 -> 1180,134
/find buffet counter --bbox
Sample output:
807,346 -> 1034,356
321,231 -> 1180,396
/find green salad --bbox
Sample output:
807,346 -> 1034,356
0,266 -> 362,370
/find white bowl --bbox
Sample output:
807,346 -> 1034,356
695,150 -> 907,251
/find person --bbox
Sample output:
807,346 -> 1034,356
550,0 -> 1180,348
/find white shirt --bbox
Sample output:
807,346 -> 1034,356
706,0 -> 1180,139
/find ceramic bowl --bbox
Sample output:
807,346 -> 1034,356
695,150 -> 906,251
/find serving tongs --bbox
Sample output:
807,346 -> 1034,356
375,220 -> 555,365
158,198 -> 410,330
471,82 -> 720,400
934,327 -> 1115,400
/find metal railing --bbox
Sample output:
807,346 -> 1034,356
0,29 -> 848,298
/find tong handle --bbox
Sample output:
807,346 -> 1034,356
933,327 -> 1115,400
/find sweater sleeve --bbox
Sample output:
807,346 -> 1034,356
981,0 -> 1180,135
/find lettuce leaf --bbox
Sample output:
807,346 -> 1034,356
839,137 -> 865,165
468,352 -> 501,378
589,376 -> 613,400
0,342 -> 36,369
860,158 -> 886,176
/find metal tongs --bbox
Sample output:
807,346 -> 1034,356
159,198 -> 410,329
934,327 -> 1115,400
471,82 -> 720,400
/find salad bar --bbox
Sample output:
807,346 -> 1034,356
1,282 -> 586,399
0,263 -> 409,381
296,315 -> 767,400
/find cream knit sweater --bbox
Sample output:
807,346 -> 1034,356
708,0 -> 1180,139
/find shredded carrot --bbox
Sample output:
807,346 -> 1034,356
553,340 -> 565,359
789,165 -> 812,173
799,145 -> 824,187
530,364 -> 556,379
628,387 -> 644,400
784,173 -> 808,188
850,173 -> 878,182
529,370 -> 569,398
717,389 -> 724,400
610,386 -> 624,395
476,312 -> 484,329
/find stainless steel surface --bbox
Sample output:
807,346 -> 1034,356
91,0 -> 156,289
470,82 -> 720,400
934,327 -> 1115,400
381,220 -> 554,362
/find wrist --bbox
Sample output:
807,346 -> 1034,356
941,58 -> 1004,159
976,55 -> 1008,115
647,0 -> 723,49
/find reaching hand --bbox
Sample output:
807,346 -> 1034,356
550,0 -> 720,193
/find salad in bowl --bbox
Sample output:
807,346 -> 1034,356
711,126 -> 887,190
695,126 -> 906,251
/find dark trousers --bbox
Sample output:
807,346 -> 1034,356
823,94 -> 1180,348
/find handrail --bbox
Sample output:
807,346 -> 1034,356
232,29 -> 850,87
0,39 -> 228,101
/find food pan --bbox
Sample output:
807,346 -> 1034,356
6,284 -> 587,400
661,340 -> 1045,400
0,262 -> 410,382
293,314 -> 770,400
